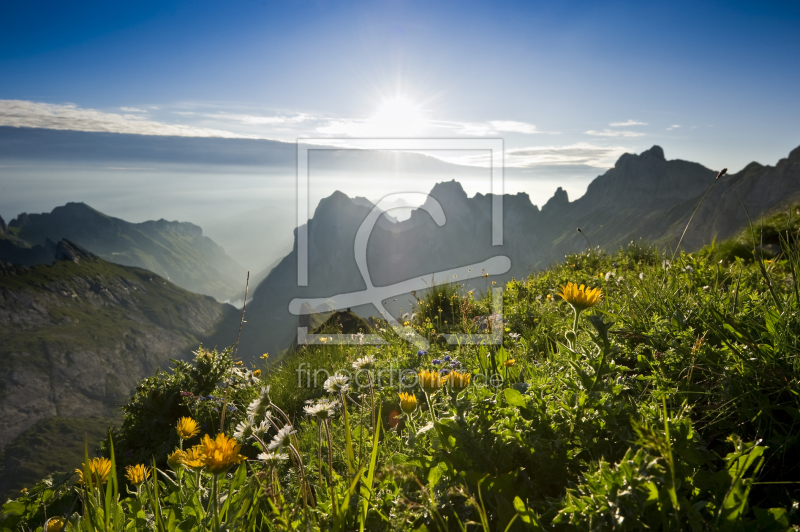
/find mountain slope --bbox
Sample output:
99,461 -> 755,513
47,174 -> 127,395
2,203 -> 246,301
0,241 -> 240,493
237,144 -> 800,357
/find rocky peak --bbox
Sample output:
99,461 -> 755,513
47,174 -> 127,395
541,187 -> 569,215
9,213 -> 30,228
429,180 -> 468,203
54,239 -> 96,264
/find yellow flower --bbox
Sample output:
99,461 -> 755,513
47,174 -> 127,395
546,294 -> 552,300
124,464 -> 150,485
447,370 -> 471,391
180,446 -> 206,469
167,449 -> 186,470
46,517 -> 65,532
403,321 -> 410,326
398,392 -> 417,414
418,369 -> 444,394
261,353 -> 269,359
236,361 -> 243,366
253,369 -> 261,377
503,359 -> 516,367
177,417 -> 200,440
197,433 -> 246,475
75,457 -> 112,485
320,337 -> 328,343
557,282 -> 602,312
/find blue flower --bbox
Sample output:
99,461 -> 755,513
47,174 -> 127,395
228,405 -> 237,412
439,369 -> 451,376
432,359 -> 442,365
443,355 -> 451,362
417,350 -> 428,357
450,361 -> 461,368
212,407 -> 218,413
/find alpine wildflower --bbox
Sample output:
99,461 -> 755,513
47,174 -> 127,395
558,282 -> 602,312
447,370 -> 471,392
352,355 -> 376,371
304,399 -> 338,420
398,392 -> 417,414
323,374 -> 350,394
181,446 -> 206,469
176,417 -> 200,440
258,451 -> 289,466
247,386 -> 272,419
418,369 -> 444,394
75,457 -> 112,485
167,449 -> 186,470
197,433 -> 246,474
124,464 -> 150,485
268,425 -> 297,452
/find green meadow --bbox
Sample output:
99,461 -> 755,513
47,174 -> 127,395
3,206 -> 800,531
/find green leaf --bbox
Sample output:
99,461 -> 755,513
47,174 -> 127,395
504,388 -> 527,407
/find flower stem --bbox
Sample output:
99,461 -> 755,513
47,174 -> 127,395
425,391 -> 437,423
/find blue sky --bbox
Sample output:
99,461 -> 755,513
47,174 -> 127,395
1,0 -> 800,223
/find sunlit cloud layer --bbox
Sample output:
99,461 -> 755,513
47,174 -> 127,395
0,100 -> 251,138
585,129 -> 645,138
609,119 -> 647,127
434,143 -> 632,169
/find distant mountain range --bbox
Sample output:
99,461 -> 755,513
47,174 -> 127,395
0,202 -> 246,301
0,241 -> 239,494
236,144 -> 800,358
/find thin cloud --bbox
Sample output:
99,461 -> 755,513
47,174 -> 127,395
585,129 -> 645,138
0,100 -> 251,138
449,119 -> 543,136
438,142 -> 632,168
666,124 -> 681,131
609,119 -> 647,127
120,107 -> 147,113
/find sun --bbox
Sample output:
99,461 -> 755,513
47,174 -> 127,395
370,97 -> 427,136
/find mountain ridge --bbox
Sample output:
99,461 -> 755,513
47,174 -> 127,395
1,202 -> 246,301
237,143 -> 800,358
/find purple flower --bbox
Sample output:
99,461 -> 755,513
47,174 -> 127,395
432,359 -> 442,365
439,369 -> 451,376
417,350 -> 428,357
444,355 -> 452,362
450,361 -> 461,369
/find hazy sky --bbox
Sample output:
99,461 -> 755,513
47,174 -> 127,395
1,0 -> 799,224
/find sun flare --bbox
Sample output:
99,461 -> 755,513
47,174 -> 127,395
370,97 -> 427,136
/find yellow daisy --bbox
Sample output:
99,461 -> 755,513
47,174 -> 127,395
177,417 -> 200,440
197,433 -> 246,475
557,282 -> 602,312
447,370 -> 471,391
418,369 -> 445,394
124,464 -> 150,485
398,392 -> 417,414
75,457 -> 112,485
180,446 -> 206,470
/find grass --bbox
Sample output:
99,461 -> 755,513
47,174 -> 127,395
2,206 -> 800,530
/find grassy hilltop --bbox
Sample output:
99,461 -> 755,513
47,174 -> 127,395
2,206 -> 800,531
